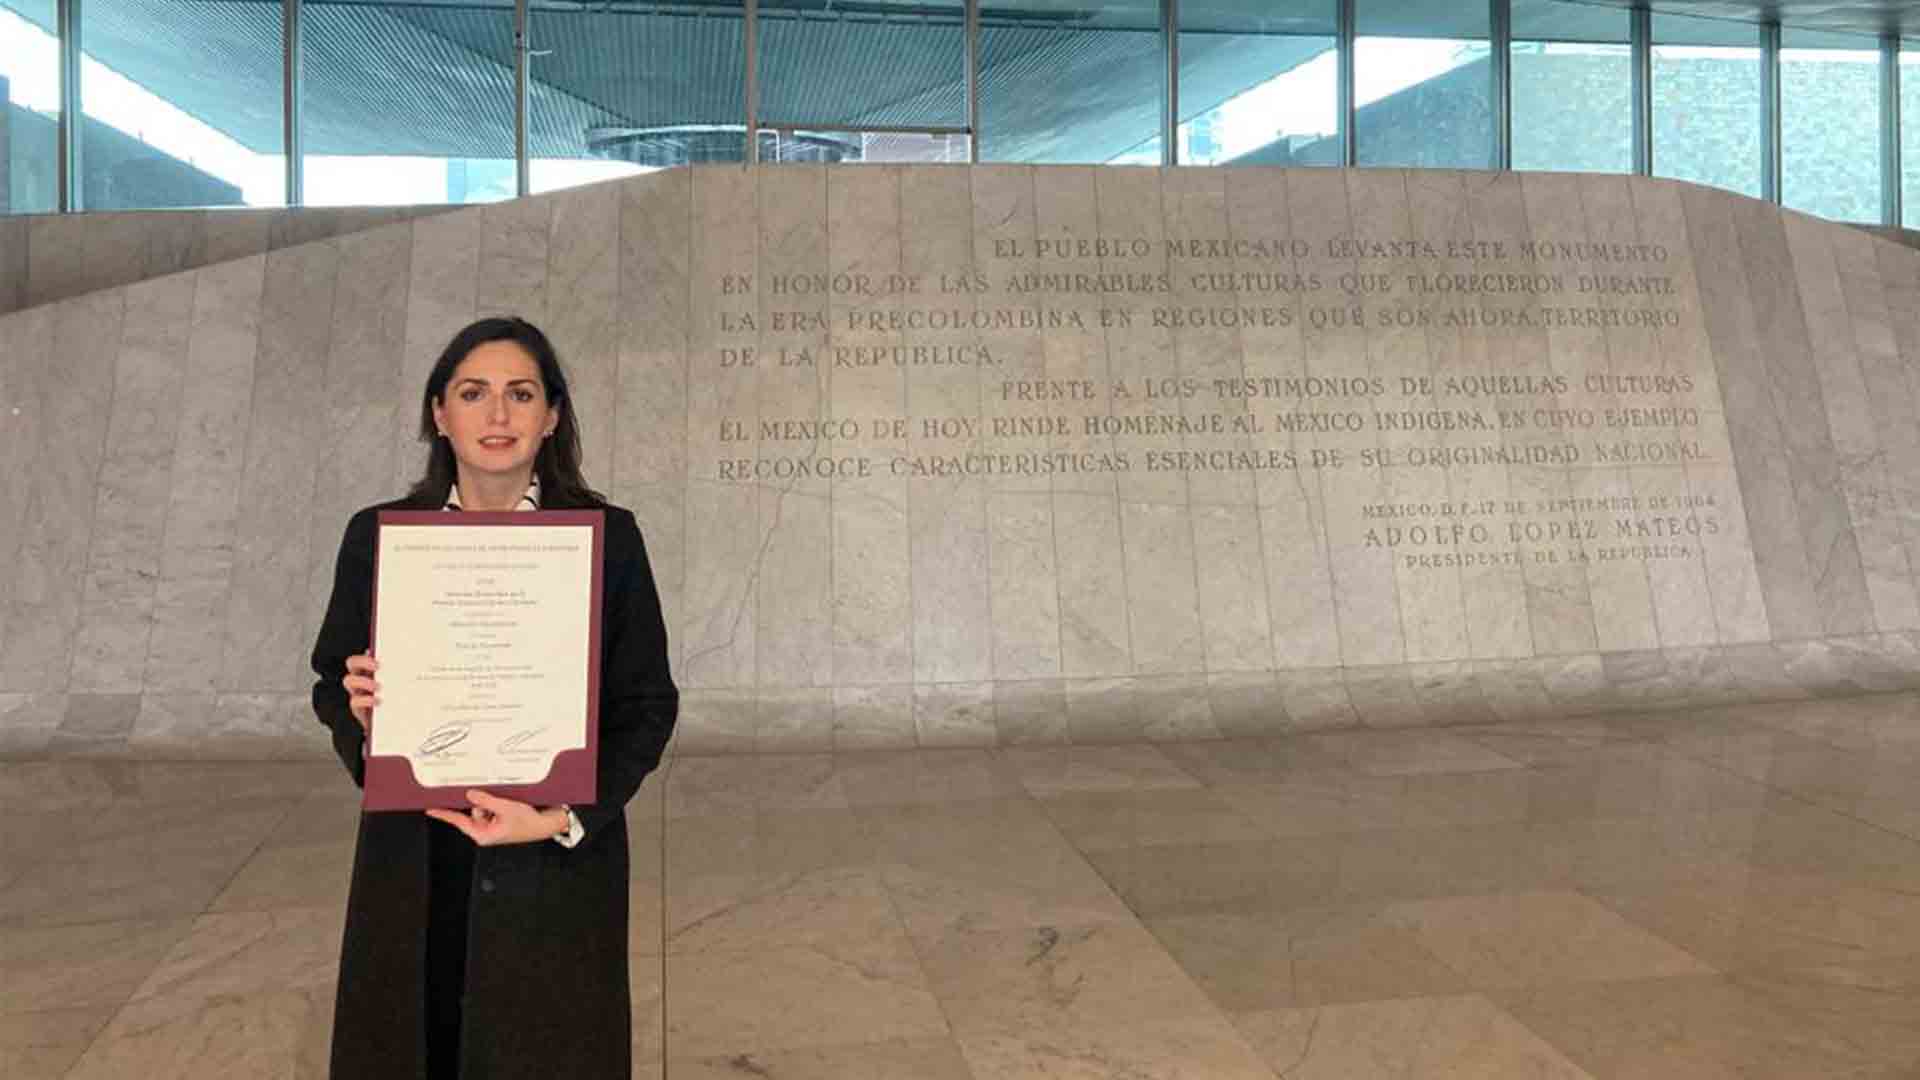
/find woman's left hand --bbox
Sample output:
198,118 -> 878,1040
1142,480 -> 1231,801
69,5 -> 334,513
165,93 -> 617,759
427,790 -> 567,846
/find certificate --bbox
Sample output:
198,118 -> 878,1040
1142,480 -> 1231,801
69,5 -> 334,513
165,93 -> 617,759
362,510 -> 604,811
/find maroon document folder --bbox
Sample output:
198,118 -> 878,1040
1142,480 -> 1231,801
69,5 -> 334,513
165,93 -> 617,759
362,509 -> 604,812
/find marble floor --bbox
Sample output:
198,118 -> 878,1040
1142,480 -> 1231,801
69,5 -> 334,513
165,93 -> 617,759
7,694 -> 1920,1079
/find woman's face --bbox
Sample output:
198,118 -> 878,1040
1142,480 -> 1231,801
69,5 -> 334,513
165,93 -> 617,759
432,340 -> 560,482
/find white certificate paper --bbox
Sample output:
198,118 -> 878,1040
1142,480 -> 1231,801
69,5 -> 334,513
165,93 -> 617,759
370,519 -> 595,794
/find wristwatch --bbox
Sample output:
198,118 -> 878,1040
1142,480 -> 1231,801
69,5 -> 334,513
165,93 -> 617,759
554,803 -> 583,845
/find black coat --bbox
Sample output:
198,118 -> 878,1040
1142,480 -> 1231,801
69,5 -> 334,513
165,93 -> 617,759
311,492 -> 677,1079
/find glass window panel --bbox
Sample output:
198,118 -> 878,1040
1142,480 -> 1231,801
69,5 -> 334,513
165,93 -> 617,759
1511,0 -> 1630,173
1355,0 -> 1493,168
1902,46 -> 1920,227
1781,29 -> 1881,223
1177,0 -> 1336,166
760,0 -> 963,129
979,0 -> 1162,164
302,0 -> 515,206
759,129 -> 969,163
79,0 -> 283,210
1651,12 -> 1761,199
529,0 -> 746,193
0,0 -> 59,214
1510,0 -> 1625,43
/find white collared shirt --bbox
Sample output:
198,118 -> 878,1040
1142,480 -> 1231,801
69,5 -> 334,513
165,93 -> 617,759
445,475 -> 585,849
444,474 -> 543,512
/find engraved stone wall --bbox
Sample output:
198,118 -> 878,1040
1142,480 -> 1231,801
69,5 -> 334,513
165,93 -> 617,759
4,165 -> 1920,756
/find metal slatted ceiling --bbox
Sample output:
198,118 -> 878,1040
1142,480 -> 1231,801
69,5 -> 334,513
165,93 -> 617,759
8,0 -> 52,32
757,17 -> 965,126
411,7 -> 747,128
77,0 -> 284,151
1180,32 -> 1333,122
1590,1 -> 1920,38
979,26 -> 1329,162
313,5 -> 623,156
302,5 -> 519,156
1512,0 -> 1630,41
978,25 -> 1160,160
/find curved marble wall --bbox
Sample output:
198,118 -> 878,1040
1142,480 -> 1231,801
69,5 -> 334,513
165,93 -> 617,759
0,205 -> 451,319
4,165 -> 1920,757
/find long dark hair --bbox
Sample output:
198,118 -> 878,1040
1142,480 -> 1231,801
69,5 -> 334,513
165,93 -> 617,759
407,316 -> 606,509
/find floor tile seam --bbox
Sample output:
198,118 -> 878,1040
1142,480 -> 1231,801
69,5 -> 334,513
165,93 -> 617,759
0,750 -> 338,767
1065,819 -> 1577,858
1496,967 -> 1909,1066
0,911 -> 204,955
203,891 -> 354,918
1135,906 -> 1478,1019
119,905 -> 345,1004
1472,984 -> 1648,1080
116,967 -> 342,1017
656,872 -> 909,944
0,946 -> 183,1017
0,1001 -> 128,1032
57,977 -> 342,1069
658,929 -> 917,960
221,834 -> 359,864
654,754 -> 674,1078
664,791 -> 1034,816
26,816 -> 303,851
0,904 -> 234,933
19,791 -> 336,820
851,835 -> 989,1080
175,796 -> 308,926
926,991 -> 1252,1051
1679,744 -> 1920,857
1455,991 -> 1614,1080
43,969 -> 154,1079
7,849 -> 314,891
1564,883 -> 1731,978
664,1026 -> 961,1068
1394,928 -> 1663,998
656,1036 -> 977,1075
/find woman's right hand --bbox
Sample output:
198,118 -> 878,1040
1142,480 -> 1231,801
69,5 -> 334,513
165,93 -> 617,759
343,654 -> 379,731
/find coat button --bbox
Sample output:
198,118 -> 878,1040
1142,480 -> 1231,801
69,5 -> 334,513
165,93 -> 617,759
479,877 -> 496,894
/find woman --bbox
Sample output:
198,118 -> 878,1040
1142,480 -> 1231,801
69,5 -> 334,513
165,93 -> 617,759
311,316 -> 677,1079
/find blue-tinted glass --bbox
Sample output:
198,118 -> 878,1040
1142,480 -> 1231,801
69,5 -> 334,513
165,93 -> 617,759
1781,29 -> 1881,223
760,129 -> 969,164
1652,13 -> 1761,199
1355,1 -> 1493,168
761,0 -> 964,130
302,0 -> 515,206
979,0 -> 1162,164
1904,48 -> 1920,227
1511,0 -> 1630,173
80,0 -> 284,209
0,0 -> 58,214
529,0 -> 745,192
1178,0 -> 1336,166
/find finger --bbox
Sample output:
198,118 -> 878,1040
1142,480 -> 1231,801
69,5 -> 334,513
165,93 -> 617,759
466,789 -> 508,812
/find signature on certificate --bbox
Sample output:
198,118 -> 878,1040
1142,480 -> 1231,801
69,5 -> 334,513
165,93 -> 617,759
418,723 -> 471,758
498,727 -> 548,754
